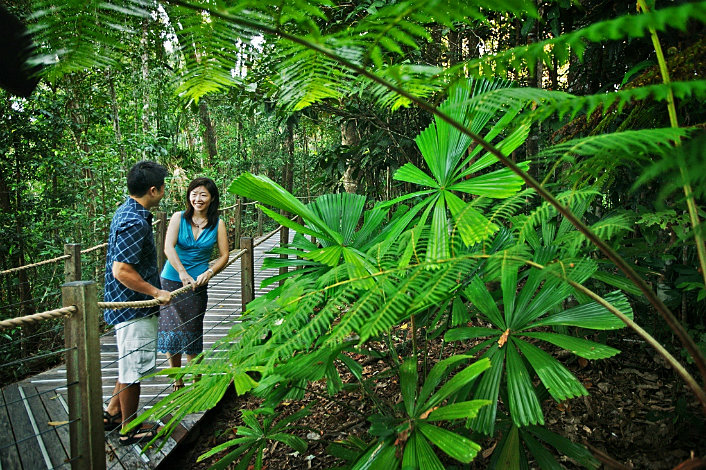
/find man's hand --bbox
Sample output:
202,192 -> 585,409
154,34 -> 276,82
154,289 -> 171,305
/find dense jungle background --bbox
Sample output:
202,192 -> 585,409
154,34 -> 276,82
1,0 -> 706,468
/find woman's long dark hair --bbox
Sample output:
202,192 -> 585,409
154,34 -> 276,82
183,177 -> 220,229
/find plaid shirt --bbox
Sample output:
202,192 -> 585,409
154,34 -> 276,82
103,197 -> 160,325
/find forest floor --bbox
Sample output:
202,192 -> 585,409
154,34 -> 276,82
166,329 -> 706,469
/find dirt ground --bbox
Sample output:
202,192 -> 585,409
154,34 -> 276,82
165,330 -> 706,469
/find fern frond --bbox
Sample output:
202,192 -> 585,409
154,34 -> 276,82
512,189 -> 600,244
463,2 -> 706,79
556,213 -> 635,255
539,128 -> 689,164
485,189 -> 535,227
30,0 -> 147,81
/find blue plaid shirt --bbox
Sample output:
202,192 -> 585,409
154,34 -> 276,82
103,198 -> 160,325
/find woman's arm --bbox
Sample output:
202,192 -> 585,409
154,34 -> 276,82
195,219 -> 230,287
164,212 -> 195,287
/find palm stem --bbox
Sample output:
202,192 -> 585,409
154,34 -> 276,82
637,0 -> 706,295
164,0 -> 706,389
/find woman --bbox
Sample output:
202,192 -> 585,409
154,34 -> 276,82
157,177 -> 229,390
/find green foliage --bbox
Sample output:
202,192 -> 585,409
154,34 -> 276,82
390,78 -> 530,260
197,405 -> 310,470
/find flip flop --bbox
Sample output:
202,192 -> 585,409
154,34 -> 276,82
119,423 -> 161,446
103,410 -> 122,431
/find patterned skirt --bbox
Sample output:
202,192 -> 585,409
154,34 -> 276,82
157,277 -> 208,355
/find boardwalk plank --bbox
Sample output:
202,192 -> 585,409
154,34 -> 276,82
38,388 -> 72,462
0,387 -> 22,470
2,384 -> 49,469
19,383 -> 68,469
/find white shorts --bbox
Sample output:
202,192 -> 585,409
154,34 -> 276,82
115,315 -> 158,384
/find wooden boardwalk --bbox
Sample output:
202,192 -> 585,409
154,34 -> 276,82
0,234 -> 287,469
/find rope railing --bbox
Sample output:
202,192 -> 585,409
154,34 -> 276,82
0,254 -> 72,277
81,242 -> 108,254
0,306 -> 77,330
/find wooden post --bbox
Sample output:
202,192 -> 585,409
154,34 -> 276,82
257,208 -> 263,237
155,211 -> 167,271
64,244 -> 81,283
62,281 -> 104,470
279,225 -> 289,287
234,199 -> 242,250
241,237 -> 255,311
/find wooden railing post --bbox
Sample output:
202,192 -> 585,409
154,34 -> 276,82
62,281 -> 104,470
234,198 -> 242,250
64,243 -> 81,283
155,211 -> 167,271
241,237 -> 255,311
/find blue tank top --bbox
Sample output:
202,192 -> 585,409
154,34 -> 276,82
161,212 -> 219,282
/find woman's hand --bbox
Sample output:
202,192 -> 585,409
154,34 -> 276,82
179,271 -> 196,288
194,268 -> 213,287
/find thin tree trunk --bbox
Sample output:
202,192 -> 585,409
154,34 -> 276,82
141,18 -> 150,140
341,119 -> 359,193
107,68 -> 125,162
199,100 -> 218,165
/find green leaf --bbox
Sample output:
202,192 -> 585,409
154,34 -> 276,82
530,291 -> 633,330
519,430 -> 563,470
351,441 -> 399,470
446,192 -> 499,245
523,332 -> 621,359
412,432 -> 445,470
395,162 -> 440,188
417,354 -> 473,406
444,327 -> 500,342
449,164 -> 529,198
468,346 -> 505,435
513,338 -> 587,402
463,276 -> 506,329
526,426 -> 600,469
423,358 -> 490,411
494,425 -> 521,470
426,400 -> 492,421
506,343 -> 544,427
451,297 -> 471,326
417,422 -> 481,464
400,357 -> 418,416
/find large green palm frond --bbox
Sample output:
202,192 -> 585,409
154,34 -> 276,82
445,254 -> 633,434
391,78 -> 530,261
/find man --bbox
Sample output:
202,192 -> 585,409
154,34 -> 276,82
102,160 -> 171,446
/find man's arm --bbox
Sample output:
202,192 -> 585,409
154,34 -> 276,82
112,261 -> 171,304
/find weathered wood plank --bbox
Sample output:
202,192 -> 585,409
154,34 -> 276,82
38,387 -> 72,461
0,386 -> 22,470
20,384 -> 68,469
2,384 -> 50,469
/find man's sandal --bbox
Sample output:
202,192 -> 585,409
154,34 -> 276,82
103,410 -> 122,431
119,423 -> 161,446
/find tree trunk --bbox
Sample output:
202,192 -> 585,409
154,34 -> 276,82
199,100 -> 218,164
107,68 -> 125,162
341,119 -> 359,193
141,18 -> 151,139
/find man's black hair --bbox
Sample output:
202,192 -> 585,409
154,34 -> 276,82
127,161 -> 168,197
